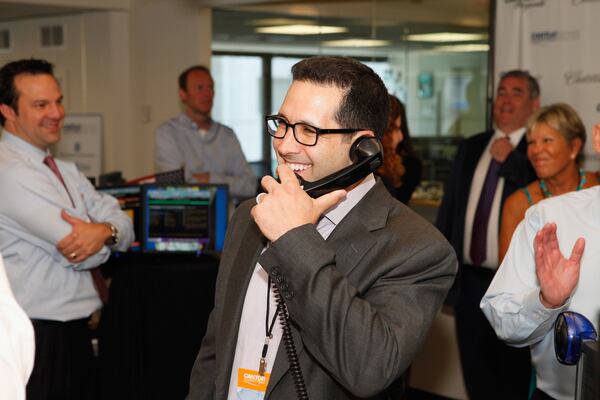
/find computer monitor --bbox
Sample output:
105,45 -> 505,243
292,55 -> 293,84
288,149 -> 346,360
141,184 -> 229,253
97,184 -> 142,251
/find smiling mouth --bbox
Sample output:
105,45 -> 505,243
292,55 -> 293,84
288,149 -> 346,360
532,159 -> 549,168
285,162 -> 311,173
44,125 -> 61,132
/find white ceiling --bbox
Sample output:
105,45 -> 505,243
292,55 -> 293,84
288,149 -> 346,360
0,0 -> 491,54
0,0 -> 490,27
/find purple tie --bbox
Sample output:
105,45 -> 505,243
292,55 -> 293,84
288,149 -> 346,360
470,159 -> 501,266
43,155 -> 109,304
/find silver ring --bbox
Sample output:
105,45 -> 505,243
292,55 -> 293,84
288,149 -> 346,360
256,193 -> 266,204
70,252 -> 77,259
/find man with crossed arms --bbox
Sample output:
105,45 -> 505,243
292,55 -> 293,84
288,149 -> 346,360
0,58 -> 133,399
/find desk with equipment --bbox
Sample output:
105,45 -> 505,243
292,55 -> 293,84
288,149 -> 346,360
97,184 -> 228,399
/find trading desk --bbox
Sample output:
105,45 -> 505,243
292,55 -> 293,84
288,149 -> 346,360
98,252 -> 219,400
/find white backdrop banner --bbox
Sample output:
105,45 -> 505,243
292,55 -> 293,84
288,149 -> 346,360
495,0 -> 600,170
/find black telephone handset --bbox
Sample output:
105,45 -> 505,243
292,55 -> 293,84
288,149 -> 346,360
298,136 -> 384,198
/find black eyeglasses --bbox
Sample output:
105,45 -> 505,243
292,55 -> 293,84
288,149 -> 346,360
265,115 -> 367,146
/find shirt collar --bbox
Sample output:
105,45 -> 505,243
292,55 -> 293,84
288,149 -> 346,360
1,129 -> 49,163
320,173 -> 376,227
494,126 -> 527,147
178,112 -> 213,129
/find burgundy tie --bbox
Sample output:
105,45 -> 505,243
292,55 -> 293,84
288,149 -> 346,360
43,155 -> 109,304
469,158 -> 501,266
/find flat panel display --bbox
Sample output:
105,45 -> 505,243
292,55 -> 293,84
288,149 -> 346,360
141,184 -> 228,253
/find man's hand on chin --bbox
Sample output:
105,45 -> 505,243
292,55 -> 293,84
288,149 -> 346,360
251,164 -> 346,242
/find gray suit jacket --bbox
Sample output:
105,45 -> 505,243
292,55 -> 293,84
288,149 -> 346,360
187,180 -> 457,399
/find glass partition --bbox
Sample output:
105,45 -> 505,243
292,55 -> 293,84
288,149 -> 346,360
212,3 -> 491,203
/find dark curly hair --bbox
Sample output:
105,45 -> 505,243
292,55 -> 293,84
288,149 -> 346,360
377,95 -> 406,187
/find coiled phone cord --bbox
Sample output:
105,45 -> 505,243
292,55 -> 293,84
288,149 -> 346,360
272,281 -> 309,400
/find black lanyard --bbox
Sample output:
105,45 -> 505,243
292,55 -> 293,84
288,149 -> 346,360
259,276 -> 279,376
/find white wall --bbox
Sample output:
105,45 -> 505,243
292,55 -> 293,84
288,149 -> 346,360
0,0 -> 212,180
0,14 -> 86,110
128,0 -> 212,178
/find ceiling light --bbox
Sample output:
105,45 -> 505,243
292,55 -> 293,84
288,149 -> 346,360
433,44 -> 490,52
322,39 -> 390,47
250,18 -> 313,26
255,25 -> 348,35
406,32 -> 487,42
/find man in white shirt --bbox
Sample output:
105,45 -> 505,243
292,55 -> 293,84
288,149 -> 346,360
154,65 -> 256,203
481,123 -> 600,400
436,70 -> 540,399
0,58 -> 134,399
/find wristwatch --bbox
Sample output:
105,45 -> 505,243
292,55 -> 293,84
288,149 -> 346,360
104,223 -> 119,245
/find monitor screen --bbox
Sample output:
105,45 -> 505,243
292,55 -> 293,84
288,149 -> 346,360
97,184 -> 142,251
141,184 -> 229,253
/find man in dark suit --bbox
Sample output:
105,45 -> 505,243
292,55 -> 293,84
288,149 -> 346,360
436,70 -> 539,400
187,56 -> 457,400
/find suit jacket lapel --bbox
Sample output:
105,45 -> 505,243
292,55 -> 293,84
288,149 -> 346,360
326,181 -> 390,275
463,130 -> 493,193
454,130 -> 493,246
216,209 -> 267,396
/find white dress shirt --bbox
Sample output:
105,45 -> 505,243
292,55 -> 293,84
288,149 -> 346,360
0,130 -> 134,321
463,127 -> 526,269
0,254 -> 34,400
481,186 -> 600,400
227,174 -> 376,399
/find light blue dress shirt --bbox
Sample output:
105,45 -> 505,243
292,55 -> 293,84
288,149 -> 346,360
154,113 -> 257,200
0,130 -> 134,321
481,186 -> 600,400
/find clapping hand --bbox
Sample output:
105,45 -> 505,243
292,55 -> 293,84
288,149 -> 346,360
534,223 -> 585,309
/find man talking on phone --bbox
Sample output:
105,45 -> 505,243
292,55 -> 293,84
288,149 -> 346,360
187,56 -> 457,400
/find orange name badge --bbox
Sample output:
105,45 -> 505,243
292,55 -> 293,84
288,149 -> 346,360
238,368 -> 270,392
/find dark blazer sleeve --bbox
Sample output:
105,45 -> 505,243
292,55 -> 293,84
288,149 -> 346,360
435,140 -> 466,247
258,189 -> 457,398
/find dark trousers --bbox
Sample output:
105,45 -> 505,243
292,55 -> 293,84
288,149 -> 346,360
455,265 -> 531,400
27,318 -> 97,400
